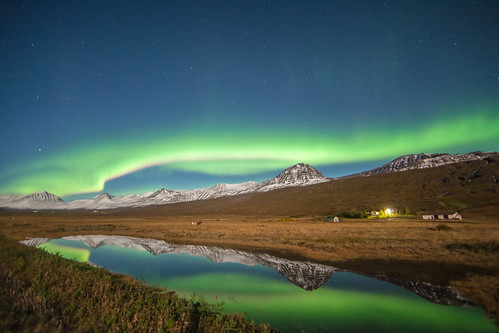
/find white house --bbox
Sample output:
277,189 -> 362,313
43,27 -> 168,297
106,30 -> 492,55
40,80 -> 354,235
422,212 -> 462,220
448,212 -> 462,220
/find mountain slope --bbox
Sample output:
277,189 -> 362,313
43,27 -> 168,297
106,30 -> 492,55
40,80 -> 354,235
117,153 -> 498,218
259,163 -> 328,190
0,164 -> 324,210
0,191 -> 64,210
361,152 -> 494,176
1,153 -> 497,215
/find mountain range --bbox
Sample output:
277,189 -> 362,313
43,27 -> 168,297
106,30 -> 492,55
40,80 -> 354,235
360,151 -> 495,176
0,163 -> 328,210
1,151 -> 496,211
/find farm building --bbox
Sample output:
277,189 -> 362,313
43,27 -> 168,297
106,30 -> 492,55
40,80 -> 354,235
422,212 -> 462,220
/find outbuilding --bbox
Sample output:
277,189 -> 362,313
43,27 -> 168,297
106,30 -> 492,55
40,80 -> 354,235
422,212 -> 462,220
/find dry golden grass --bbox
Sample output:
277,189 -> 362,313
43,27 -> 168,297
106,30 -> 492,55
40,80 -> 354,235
2,213 -> 496,264
1,158 -> 498,321
1,211 -> 497,320
0,233 -> 273,332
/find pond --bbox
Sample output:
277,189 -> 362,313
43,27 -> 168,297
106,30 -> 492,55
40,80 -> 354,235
23,235 -> 497,333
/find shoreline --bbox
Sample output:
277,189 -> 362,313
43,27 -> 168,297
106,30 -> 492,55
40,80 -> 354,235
1,211 -> 497,322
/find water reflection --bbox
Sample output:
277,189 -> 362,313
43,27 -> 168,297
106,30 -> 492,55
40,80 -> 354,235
70,234 -> 338,291
21,235 -> 497,333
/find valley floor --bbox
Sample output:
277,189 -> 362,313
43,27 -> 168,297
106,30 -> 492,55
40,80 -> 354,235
1,211 -> 497,323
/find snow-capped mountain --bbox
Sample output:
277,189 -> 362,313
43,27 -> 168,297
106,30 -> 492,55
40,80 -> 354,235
259,163 -> 328,190
0,163 -> 325,210
21,235 -> 338,291
361,151 -> 495,176
91,192 -> 115,202
144,181 -> 260,205
2,153 -> 496,211
0,191 -> 65,210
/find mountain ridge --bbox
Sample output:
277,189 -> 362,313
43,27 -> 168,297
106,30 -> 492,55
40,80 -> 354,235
360,151 -> 495,176
0,163 -> 325,210
1,152 -> 496,211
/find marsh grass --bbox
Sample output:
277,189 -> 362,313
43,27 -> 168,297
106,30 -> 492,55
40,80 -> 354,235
0,234 -> 274,332
445,241 -> 499,254
436,224 -> 454,231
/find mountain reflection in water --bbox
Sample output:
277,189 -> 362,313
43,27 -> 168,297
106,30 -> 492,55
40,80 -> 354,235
25,235 -> 337,291
21,235 -> 497,333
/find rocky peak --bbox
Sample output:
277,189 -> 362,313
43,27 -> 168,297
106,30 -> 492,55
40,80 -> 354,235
91,193 -> 114,201
24,191 -> 64,203
148,188 -> 177,198
209,183 -> 228,192
260,163 -> 327,188
361,152 -> 496,176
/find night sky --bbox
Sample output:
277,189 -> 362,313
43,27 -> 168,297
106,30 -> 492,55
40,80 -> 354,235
1,1 -> 498,199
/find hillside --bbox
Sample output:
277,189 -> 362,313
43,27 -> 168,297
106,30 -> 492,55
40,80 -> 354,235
111,155 -> 498,218
0,163 -> 326,210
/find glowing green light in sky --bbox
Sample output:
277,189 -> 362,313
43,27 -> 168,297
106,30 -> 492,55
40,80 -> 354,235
2,108 -> 498,196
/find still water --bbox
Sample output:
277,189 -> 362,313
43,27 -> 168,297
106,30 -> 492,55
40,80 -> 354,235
29,235 -> 496,333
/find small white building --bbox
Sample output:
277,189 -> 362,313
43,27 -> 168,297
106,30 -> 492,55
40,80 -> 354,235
422,212 -> 462,220
448,212 -> 462,220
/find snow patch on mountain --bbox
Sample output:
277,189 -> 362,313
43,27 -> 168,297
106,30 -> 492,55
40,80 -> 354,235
0,163 -> 325,210
361,151 -> 495,176
4,153 -> 494,211
259,163 -> 328,191
0,191 -> 65,210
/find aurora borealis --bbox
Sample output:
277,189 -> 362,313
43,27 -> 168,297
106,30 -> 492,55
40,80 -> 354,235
1,1 -> 498,198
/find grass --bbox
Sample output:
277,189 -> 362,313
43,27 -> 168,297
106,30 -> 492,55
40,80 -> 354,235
0,157 -> 497,325
436,224 -> 454,231
0,234 -> 274,332
445,241 -> 499,254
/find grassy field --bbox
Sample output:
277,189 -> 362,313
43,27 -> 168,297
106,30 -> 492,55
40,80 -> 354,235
1,211 -> 497,324
1,159 -> 498,328
0,233 -> 274,332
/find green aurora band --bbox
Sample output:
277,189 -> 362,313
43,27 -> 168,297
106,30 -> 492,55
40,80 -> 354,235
2,108 -> 499,196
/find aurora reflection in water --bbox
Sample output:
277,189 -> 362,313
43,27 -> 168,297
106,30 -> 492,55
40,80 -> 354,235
37,237 -> 496,333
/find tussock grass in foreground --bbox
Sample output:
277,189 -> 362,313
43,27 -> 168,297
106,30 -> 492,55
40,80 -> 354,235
0,234 -> 274,332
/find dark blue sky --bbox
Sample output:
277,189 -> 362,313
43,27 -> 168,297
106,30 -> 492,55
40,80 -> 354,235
1,1 -> 498,198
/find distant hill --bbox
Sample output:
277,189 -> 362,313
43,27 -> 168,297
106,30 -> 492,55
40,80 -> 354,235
0,163 -> 327,210
112,152 -> 498,218
360,151 -> 495,176
1,152 -> 497,217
